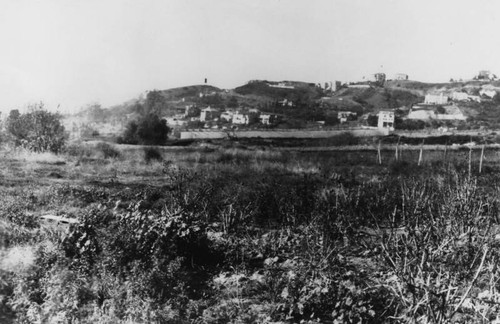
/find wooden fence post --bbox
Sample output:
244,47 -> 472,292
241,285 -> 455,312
377,140 -> 382,165
479,144 -> 485,173
468,146 -> 472,178
395,136 -> 400,161
418,139 -> 424,166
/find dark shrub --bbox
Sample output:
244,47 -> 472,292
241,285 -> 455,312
96,142 -> 120,159
144,147 -> 163,163
119,114 -> 170,145
6,104 -> 66,153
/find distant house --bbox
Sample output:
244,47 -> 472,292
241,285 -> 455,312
338,111 -> 357,123
480,89 -> 497,99
278,99 -> 294,107
377,110 -> 395,131
451,92 -> 469,101
363,73 -> 386,86
321,81 -> 342,92
477,70 -> 497,80
259,113 -> 281,125
232,113 -> 249,125
394,73 -> 409,80
164,116 -> 187,126
200,107 -> 220,122
424,93 -> 448,105
220,111 -> 234,122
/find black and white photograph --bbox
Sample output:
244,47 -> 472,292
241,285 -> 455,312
2,0 -> 500,323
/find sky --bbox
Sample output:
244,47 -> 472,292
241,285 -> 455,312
1,0 -> 500,113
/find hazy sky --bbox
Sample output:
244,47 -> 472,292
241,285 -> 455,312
1,0 -> 500,113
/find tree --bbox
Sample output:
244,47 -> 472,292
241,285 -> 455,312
118,114 -> 170,145
6,103 -> 66,153
435,106 -> 446,114
367,114 -> 378,127
227,96 -> 238,108
145,90 -> 168,115
86,103 -> 107,122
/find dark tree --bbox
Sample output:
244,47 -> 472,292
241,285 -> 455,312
227,96 -> 239,108
145,90 -> 168,115
119,114 -> 170,145
6,104 -> 66,153
367,114 -> 378,127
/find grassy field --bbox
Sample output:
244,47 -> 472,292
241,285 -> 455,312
2,140 -> 500,323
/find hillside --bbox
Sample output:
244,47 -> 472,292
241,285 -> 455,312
316,86 -> 423,115
234,80 -> 323,102
75,78 -> 500,132
159,84 -> 222,100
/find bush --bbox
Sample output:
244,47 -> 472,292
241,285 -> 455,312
119,114 -> 170,145
144,147 -> 163,163
95,142 -> 121,159
320,132 -> 359,146
64,142 -> 93,157
6,104 -> 66,153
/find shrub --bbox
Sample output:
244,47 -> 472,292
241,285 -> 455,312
95,142 -> 120,159
119,114 -> 170,145
64,142 -> 93,157
6,104 -> 66,153
144,147 -> 163,163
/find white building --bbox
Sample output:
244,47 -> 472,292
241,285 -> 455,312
480,89 -> 497,99
424,93 -> 448,105
232,113 -> 249,125
259,113 -> 281,125
377,111 -> 395,131
394,73 -> 409,80
220,111 -> 234,122
163,115 -> 187,126
451,92 -> 469,101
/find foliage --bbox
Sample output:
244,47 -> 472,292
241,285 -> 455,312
144,147 -> 163,163
396,118 -> 426,130
6,146 -> 500,323
6,104 -> 66,153
366,114 -> 378,127
118,114 -> 170,145
85,103 -> 108,123
95,142 -> 121,159
145,90 -> 169,115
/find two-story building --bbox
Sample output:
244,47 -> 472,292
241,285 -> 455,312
377,110 -> 395,131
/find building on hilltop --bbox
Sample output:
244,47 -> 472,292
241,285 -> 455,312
394,73 -> 409,81
377,110 -> 395,131
363,73 -> 386,86
321,81 -> 342,92
477,70 -> 497,81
